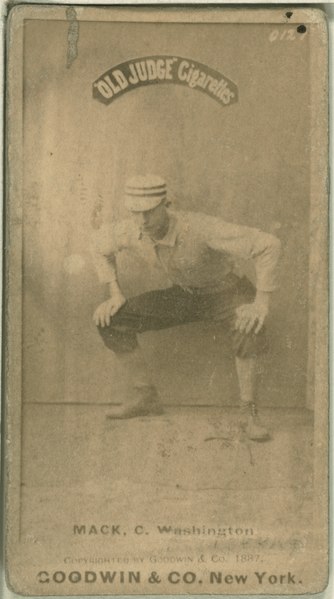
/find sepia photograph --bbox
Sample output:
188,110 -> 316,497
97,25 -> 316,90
4,5 -> 329,596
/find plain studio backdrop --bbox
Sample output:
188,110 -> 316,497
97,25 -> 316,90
22,17 -> 311,409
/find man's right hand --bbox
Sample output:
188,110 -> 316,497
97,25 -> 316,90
93,293 -> 126,327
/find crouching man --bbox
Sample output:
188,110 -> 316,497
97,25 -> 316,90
92,175 -> 281,441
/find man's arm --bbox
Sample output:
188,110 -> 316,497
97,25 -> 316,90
92,278 -> 126,328
201,215 -> 281,333
236,231 -> 281,334
235,289 -> 271,335
91,223 -> 129,327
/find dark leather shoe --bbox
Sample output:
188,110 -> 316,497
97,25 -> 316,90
245,416 -> 270,441
106,403 -> 164,419
106,384 -> 164,419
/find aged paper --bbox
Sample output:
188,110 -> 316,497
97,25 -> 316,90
4,5 -> 329,596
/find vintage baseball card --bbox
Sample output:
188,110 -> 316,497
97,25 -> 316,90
4,5 -> 329,596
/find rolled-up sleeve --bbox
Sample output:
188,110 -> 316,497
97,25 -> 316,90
201,216 -> 281,292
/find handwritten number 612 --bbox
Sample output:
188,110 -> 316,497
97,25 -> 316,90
269,29 -> 306,42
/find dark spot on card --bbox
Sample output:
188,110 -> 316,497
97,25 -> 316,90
297,25 -> 307,34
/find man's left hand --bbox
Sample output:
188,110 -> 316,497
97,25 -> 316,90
235,301 -> 269,335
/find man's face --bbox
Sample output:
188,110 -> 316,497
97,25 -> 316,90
131,202 -> 169,238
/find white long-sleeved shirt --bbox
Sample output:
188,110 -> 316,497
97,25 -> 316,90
91,210 -> 281,293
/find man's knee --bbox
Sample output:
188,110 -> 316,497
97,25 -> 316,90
232,327 -> 269,359
97,322 -> 138,353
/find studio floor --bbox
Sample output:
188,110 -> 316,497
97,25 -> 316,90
20,404 -> 314,546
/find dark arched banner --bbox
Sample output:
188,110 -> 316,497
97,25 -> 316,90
93,56 -> 238,107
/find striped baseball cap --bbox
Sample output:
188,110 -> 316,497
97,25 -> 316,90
124,175 -> 167,212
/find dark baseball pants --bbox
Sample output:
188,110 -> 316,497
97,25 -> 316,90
97,276 -> 268,359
